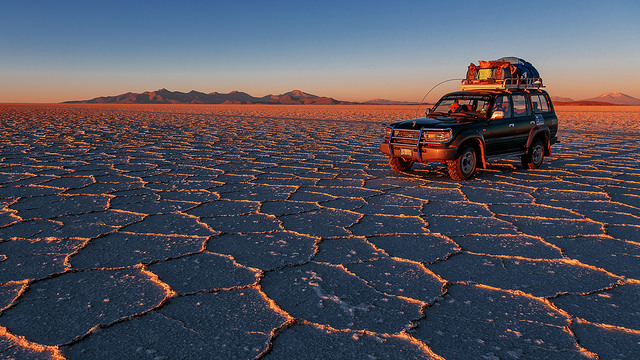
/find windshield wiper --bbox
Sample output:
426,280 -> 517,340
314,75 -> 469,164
450,111 -> 485,119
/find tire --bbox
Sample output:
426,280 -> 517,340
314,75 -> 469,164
389,156 -> 414,172
447,146 -> 477,180
522,138 -> 545,169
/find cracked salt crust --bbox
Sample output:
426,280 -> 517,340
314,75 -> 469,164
0,104 -> 639,359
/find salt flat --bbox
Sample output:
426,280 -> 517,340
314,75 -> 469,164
1,103 -> 639,359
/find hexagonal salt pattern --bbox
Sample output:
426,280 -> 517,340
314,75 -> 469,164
1,104 -> 639,359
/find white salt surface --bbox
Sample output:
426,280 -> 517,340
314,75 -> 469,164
0,104 -> 639,359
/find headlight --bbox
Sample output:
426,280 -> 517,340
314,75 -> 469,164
381,127 -> 392,138
422,129 -> 452,143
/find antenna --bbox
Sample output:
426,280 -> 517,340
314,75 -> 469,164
415,78 -> 464,118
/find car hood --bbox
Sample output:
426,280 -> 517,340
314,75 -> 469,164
390,116 -> 475,130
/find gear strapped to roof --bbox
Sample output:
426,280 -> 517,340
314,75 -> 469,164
460,57 -> 543,90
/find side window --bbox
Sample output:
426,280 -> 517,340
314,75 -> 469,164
531,94 -> 550,113
491,95 -> 511,118
512,94 -> 530,117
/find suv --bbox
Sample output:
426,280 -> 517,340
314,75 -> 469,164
380,59 -> 559,180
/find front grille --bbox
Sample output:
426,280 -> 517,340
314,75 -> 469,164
392,129 -> 421,144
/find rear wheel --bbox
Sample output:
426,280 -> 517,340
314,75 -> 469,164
522,138 -> 545,169
447,146 -> 477,180
389,156 -> 414,172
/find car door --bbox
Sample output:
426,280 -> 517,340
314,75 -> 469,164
483,94 -> 519,155
511,93 -> 536,151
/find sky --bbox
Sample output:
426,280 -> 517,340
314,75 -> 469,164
1,0 -> 639,103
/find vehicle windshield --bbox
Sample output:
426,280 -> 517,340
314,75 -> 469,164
429,95 -> 491,118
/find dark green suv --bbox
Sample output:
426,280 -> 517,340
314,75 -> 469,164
380,88 -> 559,180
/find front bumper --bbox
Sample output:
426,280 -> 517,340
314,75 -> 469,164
380,142 -> 458,162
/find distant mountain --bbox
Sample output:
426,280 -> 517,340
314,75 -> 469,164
65,89 -> 355,105
364,98 -> 418,105
580,92 -> 640,105
552,93 -> 640,106
551,96 -> 575,103
259,90 -> 347,105
553,100 -> 619,106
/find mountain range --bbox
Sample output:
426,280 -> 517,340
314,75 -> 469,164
551,92 -> 640,106
363,98 -> 418,105
65,89 -> 355,105
65,89 -> 640,106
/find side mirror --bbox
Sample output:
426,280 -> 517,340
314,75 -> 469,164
490,111 -> 504,120
426,108 -> 433,115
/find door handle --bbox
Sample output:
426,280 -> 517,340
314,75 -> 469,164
509,123 -> 515,127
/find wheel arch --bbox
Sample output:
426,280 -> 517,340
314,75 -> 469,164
452,133 -> 486,169
526,127 -> 551,156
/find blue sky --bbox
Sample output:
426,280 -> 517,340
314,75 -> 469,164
2,0 -> 639,102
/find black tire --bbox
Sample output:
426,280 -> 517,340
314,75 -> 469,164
447,146 -> 477,180
522,138 -> 545,169
389,156 -> 414,172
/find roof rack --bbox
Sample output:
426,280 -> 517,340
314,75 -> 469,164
460,77 -> 544,90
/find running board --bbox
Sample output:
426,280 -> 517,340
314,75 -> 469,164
486,151 -> 525,161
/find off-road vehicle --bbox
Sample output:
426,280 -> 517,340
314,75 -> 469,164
380,57 -> 559,180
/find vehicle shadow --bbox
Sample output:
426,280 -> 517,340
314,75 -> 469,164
402,160 -> 535,181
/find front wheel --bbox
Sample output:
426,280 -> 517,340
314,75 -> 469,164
389,156 -> 414,172
521,139 -> 545,169
447,146 -> 477,180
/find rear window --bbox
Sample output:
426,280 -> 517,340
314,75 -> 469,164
531,94 -> 550,113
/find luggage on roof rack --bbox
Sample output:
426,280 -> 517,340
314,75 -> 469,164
460,57 -> 543,90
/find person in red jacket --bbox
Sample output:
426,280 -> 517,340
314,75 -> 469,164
448,100 -> 461,113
